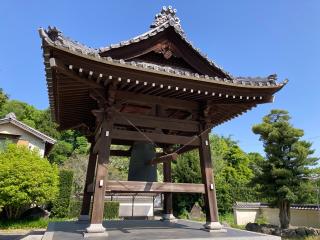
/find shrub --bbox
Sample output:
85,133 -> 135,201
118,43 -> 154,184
51,170 -> 73,218
68,199 -> 82,218
67,200 -> 119,219
104,201 -> 119,219
0,144 -> 59,220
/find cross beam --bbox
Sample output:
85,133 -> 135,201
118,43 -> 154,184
104,180 -> 205,193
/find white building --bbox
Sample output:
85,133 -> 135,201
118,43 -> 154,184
0,112 -> 56,157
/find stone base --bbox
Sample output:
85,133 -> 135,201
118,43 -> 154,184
161,213 -> 177,222
203,221 -> 227,232
86,223 -> 107,233
83,232 -> 109,238
78,215 -> 89,222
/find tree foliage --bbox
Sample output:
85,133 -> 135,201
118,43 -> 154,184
252,109 -> 319,228
51,170 -> 73,218
172,134 -> 259,216
0,144 -> 59,219
0,97 -> 90,165
0,88 -> 8,112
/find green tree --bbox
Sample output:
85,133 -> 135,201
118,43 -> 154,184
62,154 -> 89,197
172,134 -> 257,216
0,144 -> 59,219
0,98 -> 90,165
51,170 -> 73,218
48,141 -> 73,165
252,109 -> 318,229
172,150 -> 203,216
215,138 -> 256,213
0,88 -> 8,111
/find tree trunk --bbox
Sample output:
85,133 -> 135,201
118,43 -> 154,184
279,199 -> 290,229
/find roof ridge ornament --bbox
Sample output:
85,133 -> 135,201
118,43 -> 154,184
150,6 -> 184,35
6,112 -> 16,119
47,26 -> 61,41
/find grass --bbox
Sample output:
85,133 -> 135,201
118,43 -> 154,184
0,217 -> 72,230
185,212 -> 246,230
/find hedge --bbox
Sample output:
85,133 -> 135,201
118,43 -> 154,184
51,170 -> 74,218
68,199 -> 82,218
103,201 -> 119,219
68,200 -> 119,219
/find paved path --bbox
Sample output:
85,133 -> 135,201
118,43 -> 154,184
43,220 -> 280,240
0,230 -> 44,240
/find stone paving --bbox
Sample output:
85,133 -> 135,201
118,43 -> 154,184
43,219 -> 280,240
0,229 -> 44,240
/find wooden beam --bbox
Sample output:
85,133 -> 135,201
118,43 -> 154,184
149,152 -> 178,165
112,129 -> 199,146
115,90 -> 199,112
114,112 -> 199,133
51,58 -> 103,89
105,180 -> 205,193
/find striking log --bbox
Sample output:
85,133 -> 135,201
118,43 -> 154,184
104,180 -> 205,193
110,149 -> 131,157
149,152 -> 178,165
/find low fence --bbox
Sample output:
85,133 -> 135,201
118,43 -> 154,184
233,202 -> 320,228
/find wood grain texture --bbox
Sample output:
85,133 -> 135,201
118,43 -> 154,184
105,180 -> 205,193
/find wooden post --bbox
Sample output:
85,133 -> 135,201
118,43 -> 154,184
162,147 -> 176,221
86,115 -> 113,234
198,122 -> 222,231
79,144 -> 97,221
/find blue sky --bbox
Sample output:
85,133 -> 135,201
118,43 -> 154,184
1,1 -> 319,157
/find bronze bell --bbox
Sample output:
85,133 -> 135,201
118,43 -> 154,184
128,141 -> 158,182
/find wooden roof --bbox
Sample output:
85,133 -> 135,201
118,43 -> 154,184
39,6 -> 286,132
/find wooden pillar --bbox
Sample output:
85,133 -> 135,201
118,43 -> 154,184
199,122 -> 222,231
86,115 -> 113,234
162,160 -> 176,221
79,144 -> 97,221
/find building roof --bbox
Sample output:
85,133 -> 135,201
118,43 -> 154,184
38,6 -> 287,131
38,6 -> 286,88
234,202 -> 320,211
0,113 -> 56,145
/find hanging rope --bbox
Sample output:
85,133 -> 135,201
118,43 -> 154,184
113,110 -> 166,153
113,109 -> 213,157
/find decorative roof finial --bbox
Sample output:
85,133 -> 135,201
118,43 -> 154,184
47,26 -> 61,41
151,6 -> 184,35
6,112 -> 16,119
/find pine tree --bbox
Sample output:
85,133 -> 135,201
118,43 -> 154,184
252,109 -> 318,229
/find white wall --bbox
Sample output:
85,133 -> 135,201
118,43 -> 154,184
262,208 -> 320,228
234,207 -> 320,228
233,208 -> 260,225
0,123 -> 46,157
105,196 -> 154,217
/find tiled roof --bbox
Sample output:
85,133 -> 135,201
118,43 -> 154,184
234,202 -> 320,211
39,27 -> 286,89
38,6 -> 287,88
0,113 -> 56,145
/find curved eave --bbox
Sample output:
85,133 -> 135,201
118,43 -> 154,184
40,35 -> 286,92
39,30 -> 287,131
